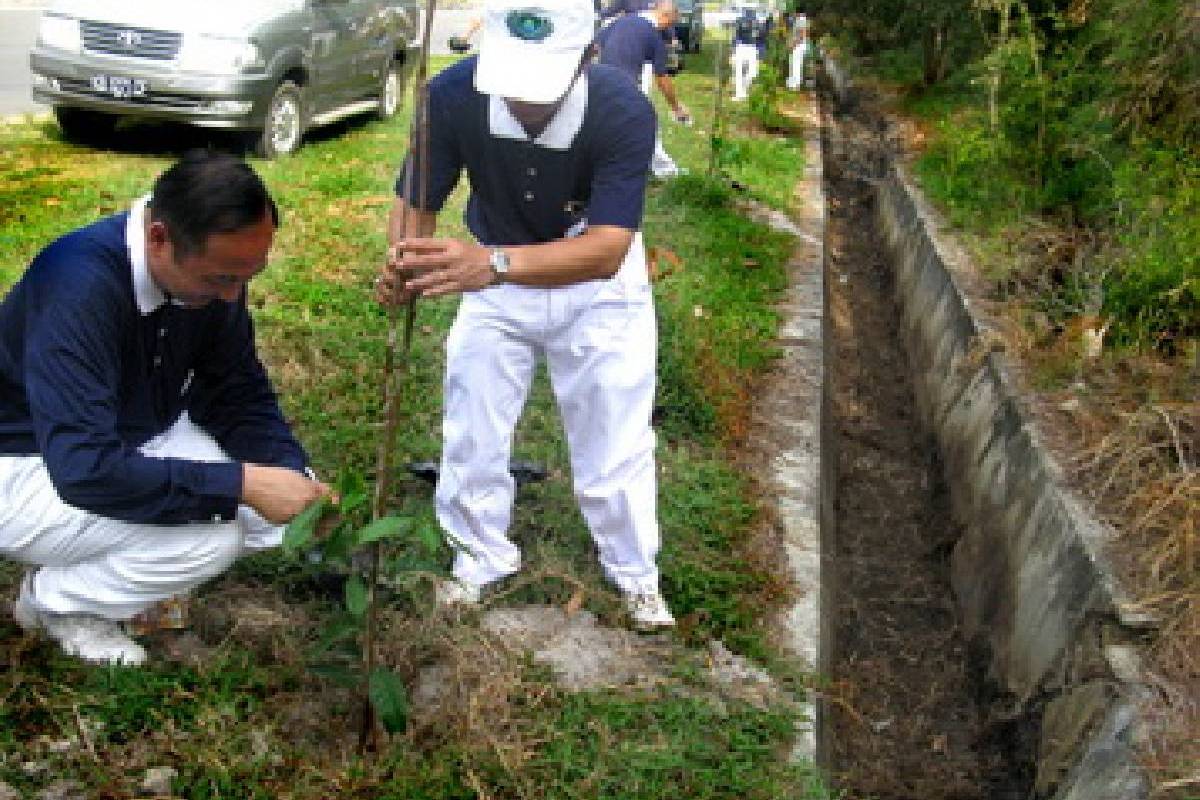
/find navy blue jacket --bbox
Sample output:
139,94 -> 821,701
0,211 -> 307,524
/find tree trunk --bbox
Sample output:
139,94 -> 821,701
922,22 -> 946,85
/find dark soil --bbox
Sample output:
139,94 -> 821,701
820,88 -> 1034,800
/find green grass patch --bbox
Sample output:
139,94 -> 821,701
507,692 -> 825,799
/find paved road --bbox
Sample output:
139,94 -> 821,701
0,9 -> 43,118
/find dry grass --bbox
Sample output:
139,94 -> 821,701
957,205 -> 1199,792
1058,399 -> 1199,792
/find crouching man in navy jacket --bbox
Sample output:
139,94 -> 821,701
0,151 -> 329,666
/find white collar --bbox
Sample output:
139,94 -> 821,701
127,195 -> 166,315
487,73 -> 589,151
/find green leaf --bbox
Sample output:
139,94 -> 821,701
308,662 -> 360,688
283,497 -> 330,554
311,615 -> 361,655
368,668 -> 408,733
335,468 -> 366,499
355,515 -> 410,546
345,575 -> 369,618
319,525 -> 358,562
415,520 -> 443,555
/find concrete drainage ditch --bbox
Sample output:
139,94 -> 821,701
806,60 -> 1153,799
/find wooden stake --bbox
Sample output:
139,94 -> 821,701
360,0 -> 438,753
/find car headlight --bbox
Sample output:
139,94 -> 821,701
37,12 -> 81,53
176,35 -> 264,74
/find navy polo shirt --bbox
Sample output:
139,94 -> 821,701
596,14 -> 669,82
395,56 -> 656,246
0,207 -> 308,524
733,13 -> 767,46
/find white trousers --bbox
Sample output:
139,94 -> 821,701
786,42 -> 808,89
639,62 -> 680,178
0,415 -> 282,620
435,236 -> 662,594
732,43 -> 759,100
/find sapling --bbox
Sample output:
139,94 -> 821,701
284,0 -> 441,754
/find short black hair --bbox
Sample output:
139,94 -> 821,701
147,150 -> 280,258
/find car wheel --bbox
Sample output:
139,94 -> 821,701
256,81 -> 304,158
53,106 -> 116,144
375,59 -> 404,120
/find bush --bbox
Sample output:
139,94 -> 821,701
1104,147 -> 1200,350
748,63 -> 787,131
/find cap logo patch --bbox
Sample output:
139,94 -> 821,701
505,9 -> 554,42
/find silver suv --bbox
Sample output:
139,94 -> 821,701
29,0 -> 418,157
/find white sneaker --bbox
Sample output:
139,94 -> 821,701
652,166 -> 690,180
623,588 -> 676,631
434,577 -> 483,608
13,591 -> 147,667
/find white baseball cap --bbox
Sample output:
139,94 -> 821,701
474,0 -> 597,103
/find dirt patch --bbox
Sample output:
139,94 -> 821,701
819,89 -> 1033,799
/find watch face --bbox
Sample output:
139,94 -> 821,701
491,248 -> 510,272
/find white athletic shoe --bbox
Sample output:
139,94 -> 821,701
13,590 -> 147,667
652,166 -> 689,180
434,577 -> 483,608
623,588 -> 676,631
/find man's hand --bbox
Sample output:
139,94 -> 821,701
673,103 -> 692,125
375,242 -> 413,306
242,464 -> 331,524
376,238 -> 493,303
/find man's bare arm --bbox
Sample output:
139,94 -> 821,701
377,199 -> 636,301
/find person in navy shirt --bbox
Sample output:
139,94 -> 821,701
375,0 -> 675,630
731,5 -> 768,100
596,0 -> 690,177
0,151 -> 329,665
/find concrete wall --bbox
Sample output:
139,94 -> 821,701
814,55 -> 1154,799
873,157 -> 1152,800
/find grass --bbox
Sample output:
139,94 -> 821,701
0,41 -> 819,797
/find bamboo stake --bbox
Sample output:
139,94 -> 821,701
708,30 -> 728,178
360,0 -> 438,753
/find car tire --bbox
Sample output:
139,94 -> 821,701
375,59 -> 404,120
255,81 -> 304,158
53,106 -> 116,144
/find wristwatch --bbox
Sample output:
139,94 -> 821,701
489,247 -> 511,283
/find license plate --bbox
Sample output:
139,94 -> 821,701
90,75 -> 147,99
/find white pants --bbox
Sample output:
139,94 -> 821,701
787,42 -> 808,89
639,62 -> 680,177
732,43 -> 759,100
436,236 -> 662,594
0,415 -> 282,620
